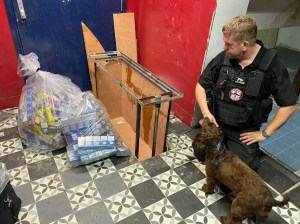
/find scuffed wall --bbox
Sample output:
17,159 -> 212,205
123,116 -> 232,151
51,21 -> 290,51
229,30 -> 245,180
127,0 -> 216,126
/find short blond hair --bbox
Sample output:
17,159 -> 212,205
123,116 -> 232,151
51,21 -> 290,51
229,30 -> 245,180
222,16 -> 257,45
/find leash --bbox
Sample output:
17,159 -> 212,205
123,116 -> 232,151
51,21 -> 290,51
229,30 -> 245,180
212,138 -> 225,166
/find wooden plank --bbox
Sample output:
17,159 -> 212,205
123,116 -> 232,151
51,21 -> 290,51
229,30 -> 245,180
81,22 -> 105,96
113,13 -> 137,62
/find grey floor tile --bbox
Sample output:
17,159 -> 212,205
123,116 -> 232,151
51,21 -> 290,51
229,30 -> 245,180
168,188 -> 204,219
168,121 -> 191,135
14,182 -> 35,206
27,157 -> 58,181
110,155 -> 138,170
59,165 -> 91,190
130,179 -> 164,208
174,161 -> 206,186
0,151 -> 26,170
0,126 -> 19,141
94,172 -> 127,199
75,201 -> 114,224
36,192 -> 73,224
258,158 -> 300,193
140,156 -> 171,177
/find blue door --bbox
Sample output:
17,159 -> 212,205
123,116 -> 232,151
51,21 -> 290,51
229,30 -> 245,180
5,0 -> 125,91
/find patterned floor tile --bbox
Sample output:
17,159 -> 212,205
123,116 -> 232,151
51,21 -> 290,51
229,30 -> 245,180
160,150 -> 190,169
118,162 -> 151,188
49,214 -> 78,224
272,199 -> 300,224
17,203 -> 40,224
9,164 -> 30,187
152,169 -> 187,197
66,181 -> 101,212
0,137 -> 23,157
104,189 -> 142,223
184,207 -> 221,224
0,116 -> 17,130
86,158 -> 117,180
143,198 -> 183,223
23,146 -> 53,164
31,173 -> 65,202
53,152 -> 72,172
189,179 -> 225,206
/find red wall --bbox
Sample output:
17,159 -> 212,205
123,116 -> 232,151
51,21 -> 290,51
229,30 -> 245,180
0,2 -> 24,109
127,0 -> 216,126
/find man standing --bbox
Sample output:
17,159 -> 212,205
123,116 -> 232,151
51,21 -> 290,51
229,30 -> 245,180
195,15 -> 297,170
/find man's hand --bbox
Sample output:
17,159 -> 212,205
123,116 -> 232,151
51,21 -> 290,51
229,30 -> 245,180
240,131 -> 266,145
199,114 -> 219,127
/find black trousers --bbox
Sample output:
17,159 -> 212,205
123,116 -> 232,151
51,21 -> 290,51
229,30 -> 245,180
219,122 -> 263,170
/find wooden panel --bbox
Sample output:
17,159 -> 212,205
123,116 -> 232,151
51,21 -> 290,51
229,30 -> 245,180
82,22 -> 105,96
113,13 -> 137,62
96,61 -> 122,119
95,59 -> 170,159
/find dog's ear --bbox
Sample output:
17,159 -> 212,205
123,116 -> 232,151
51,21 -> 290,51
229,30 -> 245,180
192,140 -> 206,161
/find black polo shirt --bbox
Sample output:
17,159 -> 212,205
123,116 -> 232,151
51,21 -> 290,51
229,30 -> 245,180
198,41 -> 297,106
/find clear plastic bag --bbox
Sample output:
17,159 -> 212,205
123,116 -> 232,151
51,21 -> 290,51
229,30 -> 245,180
17,53 -> 130,161
17,53 -> 83,150
0,163 -> 10,194
61,91 -> 131,166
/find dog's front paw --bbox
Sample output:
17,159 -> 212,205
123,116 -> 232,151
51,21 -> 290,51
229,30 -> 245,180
201,184 -> 215,194
220,216 -> 229,224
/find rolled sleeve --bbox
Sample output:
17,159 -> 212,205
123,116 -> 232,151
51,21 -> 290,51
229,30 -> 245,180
270,60 -> 298,106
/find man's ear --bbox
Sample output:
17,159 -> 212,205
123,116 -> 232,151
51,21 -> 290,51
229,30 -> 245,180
241,40 -> 249,51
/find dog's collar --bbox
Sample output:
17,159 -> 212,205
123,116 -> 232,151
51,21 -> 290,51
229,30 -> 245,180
212,138 -> 225,166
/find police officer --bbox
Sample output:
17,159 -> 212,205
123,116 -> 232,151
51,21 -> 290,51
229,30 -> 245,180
195,15 -> 297,170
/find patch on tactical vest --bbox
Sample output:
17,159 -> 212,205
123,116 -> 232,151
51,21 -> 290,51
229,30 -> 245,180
229,88 -> 243,101
235,77 -> 245,85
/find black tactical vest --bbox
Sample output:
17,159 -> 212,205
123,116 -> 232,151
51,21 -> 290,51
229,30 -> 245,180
211,49 -> 276,127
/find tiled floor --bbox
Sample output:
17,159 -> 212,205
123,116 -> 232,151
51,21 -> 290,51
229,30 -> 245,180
260,47 -> 300,175
1,108 -> 300,224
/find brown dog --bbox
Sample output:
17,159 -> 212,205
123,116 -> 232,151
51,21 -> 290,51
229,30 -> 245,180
192,117 -> 289,224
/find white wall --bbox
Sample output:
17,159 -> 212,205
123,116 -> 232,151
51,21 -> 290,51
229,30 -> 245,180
277,26 -> 300,51
203,0 -> 250,69
247,0 -> 300,29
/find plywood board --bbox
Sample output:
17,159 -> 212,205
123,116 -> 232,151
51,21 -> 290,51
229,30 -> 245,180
96,61 -> 123,119
111,117 -> 152,160
113,13 -> 137,62
82,22 -> 105,96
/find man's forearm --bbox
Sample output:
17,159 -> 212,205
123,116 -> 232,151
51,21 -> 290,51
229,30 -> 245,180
264,104 -> 297,136
195,83 -> 210,117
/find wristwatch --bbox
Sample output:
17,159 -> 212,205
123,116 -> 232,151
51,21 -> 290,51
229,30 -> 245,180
262,130 -> 270,138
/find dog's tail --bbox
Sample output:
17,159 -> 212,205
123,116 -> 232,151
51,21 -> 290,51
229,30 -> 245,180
266,193 -> 290,207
